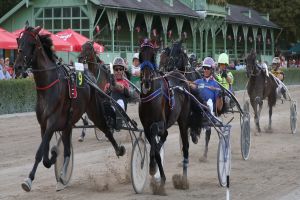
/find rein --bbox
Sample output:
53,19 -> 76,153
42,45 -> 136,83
36,79 -> 60,90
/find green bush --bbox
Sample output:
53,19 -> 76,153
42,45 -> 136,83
0,78 -> 36,114
0,69 -> 300,115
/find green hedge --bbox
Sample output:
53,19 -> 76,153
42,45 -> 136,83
1,69 -> 300,115
0,79 -> 36,114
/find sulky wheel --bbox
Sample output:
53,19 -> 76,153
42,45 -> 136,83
94,128 -> 105,141
54,135 -> 74,189
241,100 -> 251,160
131,137 -> 148,194
290,101 -> 297,134
217,128 -> 231,187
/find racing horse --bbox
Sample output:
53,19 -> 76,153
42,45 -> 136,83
77,41 -> 112,140
159,41 -> 213,161
14,25 -> 125,192
78,41 -> 111,90
139,39 -> 191,194
245,50 -> 278,133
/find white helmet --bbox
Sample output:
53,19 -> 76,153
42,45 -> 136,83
132,53 -> 139,61
218,53 -> 229,65
272,57 -> 280,64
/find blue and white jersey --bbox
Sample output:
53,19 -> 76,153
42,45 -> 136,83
193,76 -> 220,105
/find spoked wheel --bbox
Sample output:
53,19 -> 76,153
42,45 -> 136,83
217,127 -> 231,187
54,133 -> 74,189
94,128 -> 105,141
290,101 -> 297,134
131,136 -> 148,194
241,101 -> 251,160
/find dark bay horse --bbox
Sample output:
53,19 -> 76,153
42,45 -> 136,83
14,25 -> 125,192
246,50 -> 278,133
139,40 -> 191,194
159,41 -> 212,161
78,41 -> 111,91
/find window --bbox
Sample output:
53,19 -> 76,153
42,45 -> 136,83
45,8 -> 52,18
63,20 -> 71,29
63,8 -> 71,17
54,19 -> 61,29
54,8 -> 61,18
72,19 -> 80,29
44,19 -> 52,29
81,19 -> 89,29
72,7 -> 80,17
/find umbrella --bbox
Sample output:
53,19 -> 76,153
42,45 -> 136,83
12,28 -> 72,52
56,29 -> 104,53
0,27 -> 17,49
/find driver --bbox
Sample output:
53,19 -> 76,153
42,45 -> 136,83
188,57 -> 223,144
271,57 -> 287,99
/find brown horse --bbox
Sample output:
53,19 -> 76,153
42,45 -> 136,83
14,25 -> 125,192
139,39 -> 190,194
245,50 -> 278,133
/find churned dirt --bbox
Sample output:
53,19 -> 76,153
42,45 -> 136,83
0,86 -> 299,200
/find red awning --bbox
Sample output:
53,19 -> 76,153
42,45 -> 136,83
0,27 -> 17,49
56,29 -> 104,53
12,28 -> 72,52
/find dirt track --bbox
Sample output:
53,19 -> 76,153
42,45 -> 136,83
0,86 -> 300,200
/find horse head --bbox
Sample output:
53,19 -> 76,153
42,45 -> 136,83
14,25 -> 43,72
139,38 -> 158,94
245,50 -> 261,77
168,40 -> 188,71
159,47 -> 170,72
78,41 -> 97,64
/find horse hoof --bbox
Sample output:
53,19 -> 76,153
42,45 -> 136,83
117,146 -> 126,157
21,178 -> 32,192
172,174 -> 189,190
51,145 -> 58,157
43,160 -> 52,168
56,181 -> 65,191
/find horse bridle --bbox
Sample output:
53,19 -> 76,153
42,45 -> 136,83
17,30 -> 58,74
247,62 -> 262,77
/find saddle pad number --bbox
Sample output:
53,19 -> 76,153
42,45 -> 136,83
75,62 -> 84,87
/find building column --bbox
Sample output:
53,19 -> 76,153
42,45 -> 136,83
221,23 -> 227,53
270,29 -> 274,56
106,9 -> 118,52
232,24 -> 238,60
176,17 -> 184,38
199,27 -> 204,60
252,27 -> 258,53
144,14 -> 153,38
160,16 -> 169,48
126,12 -> 137,52
242,26 -> 249,56
262,28 -> 267,55
190,20 -> 198,54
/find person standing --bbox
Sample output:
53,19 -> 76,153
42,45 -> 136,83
130,53 -> 141,89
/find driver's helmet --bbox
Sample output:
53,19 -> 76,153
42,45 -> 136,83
202,57 -> 215,68
112,57 -> 127,70
218,53 -> 229,65
272,57 -> 280,64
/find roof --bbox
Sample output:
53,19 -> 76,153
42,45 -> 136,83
93,0 -> 200,18
226,4 -> 280,29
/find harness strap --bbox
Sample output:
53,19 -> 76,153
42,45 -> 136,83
36,79 -> 60,90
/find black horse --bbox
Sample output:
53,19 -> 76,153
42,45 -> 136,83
139,39 -> 190,194
159,41 -> 212,161
245,50 -> 278,133
14,25 -> 125,192
159,40 -> 201,81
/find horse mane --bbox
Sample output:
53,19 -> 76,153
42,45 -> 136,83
25,27 -> 57,62
39,34 -> 57,62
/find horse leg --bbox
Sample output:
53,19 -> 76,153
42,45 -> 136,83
103,128 -> 125,157
172,121 -> 189,190
42,130 -> 56,168
251,98 -> 261,133
200,128 -> 211,162
21,128 -> 50,192
59,128 -> 72,185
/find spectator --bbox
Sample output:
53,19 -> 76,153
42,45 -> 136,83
4,57 -> 14,77
129,53 -> 141,89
